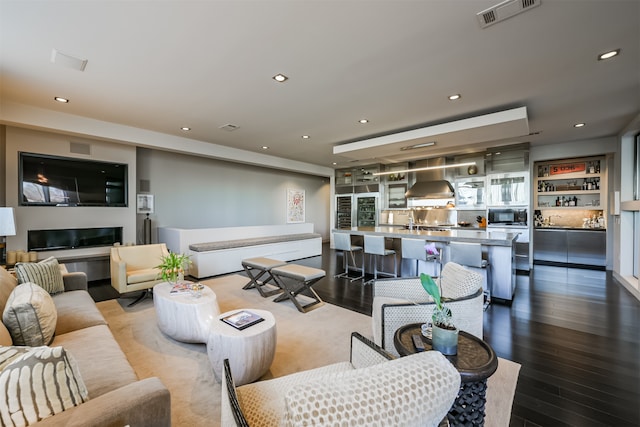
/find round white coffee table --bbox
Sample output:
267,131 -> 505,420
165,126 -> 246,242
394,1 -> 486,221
207,308 -> 276,386
153,281 -> 220,343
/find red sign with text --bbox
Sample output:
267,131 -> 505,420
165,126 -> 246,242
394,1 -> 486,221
550,163 -> 586,175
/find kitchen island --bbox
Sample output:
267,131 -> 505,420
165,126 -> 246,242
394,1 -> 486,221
333,226 -> 521,303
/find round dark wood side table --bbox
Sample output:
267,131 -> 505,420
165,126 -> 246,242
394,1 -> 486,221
394,324 -> 498,427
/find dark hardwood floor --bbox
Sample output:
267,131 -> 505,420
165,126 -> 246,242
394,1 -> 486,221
89,242 -> 640,427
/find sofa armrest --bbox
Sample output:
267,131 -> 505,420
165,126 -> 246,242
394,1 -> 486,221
349,332 -> 395,369
63,272 -> 88,292
109,255 -> 128,293
35,377 -> 170,427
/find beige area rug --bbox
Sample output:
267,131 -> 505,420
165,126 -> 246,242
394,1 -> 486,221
96,274 -> 520,426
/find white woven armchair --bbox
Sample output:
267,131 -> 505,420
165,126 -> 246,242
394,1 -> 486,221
222,332 -> 461,427
372,261 -> 484,356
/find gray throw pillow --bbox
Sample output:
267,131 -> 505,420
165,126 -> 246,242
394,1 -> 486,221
2,282 -> 57,346
0,346 -> 89,426
15,257 -> 65,294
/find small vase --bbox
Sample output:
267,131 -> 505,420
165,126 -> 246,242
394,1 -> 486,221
432,324 -> 458,355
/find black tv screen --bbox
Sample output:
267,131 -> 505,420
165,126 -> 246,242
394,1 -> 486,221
19,152 -> 128,207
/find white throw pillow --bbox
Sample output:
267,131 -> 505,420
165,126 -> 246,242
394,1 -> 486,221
2,283 -> 58,346
15,257 -> 65,295
0,346 -> 89,426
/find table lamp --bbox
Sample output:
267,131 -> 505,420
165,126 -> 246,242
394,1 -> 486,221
0,207 -> 17,265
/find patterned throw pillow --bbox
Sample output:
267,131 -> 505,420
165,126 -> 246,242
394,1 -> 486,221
15,257 -> 65,295
0,346 -> 89,426
2,283 -> 57,346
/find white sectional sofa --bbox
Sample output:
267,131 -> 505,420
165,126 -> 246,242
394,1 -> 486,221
158,223 -> 322,279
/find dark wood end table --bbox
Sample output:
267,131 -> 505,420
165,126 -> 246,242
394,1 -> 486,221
394,324 -> 498,426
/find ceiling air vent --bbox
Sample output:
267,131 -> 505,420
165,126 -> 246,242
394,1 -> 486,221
219,124 -> 240,132
477,0 -> 541,29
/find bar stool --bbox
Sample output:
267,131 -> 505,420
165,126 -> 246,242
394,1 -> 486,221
400,238 -> 441,277
333,232 -> 364,282
449,241 -> 492,310
364,235 -> 397,284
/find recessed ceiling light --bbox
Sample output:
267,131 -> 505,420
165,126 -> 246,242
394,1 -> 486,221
358,119 -> 369,124
301,135 -> 310,139
180,127 -> 191,131
598,49 -> 620,61
332,162 -> 337,165
448,94 -> 461,100
574,123 -> 586,128
273,74 -> 288,82
54,97 -> 69,103
262,146 -> 269,150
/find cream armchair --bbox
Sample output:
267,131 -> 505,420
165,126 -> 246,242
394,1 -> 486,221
110,243 -> 170,305
222,332 -> 461,427
372,261 -> 484,356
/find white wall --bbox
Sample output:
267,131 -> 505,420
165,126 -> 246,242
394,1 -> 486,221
4,126 -> 137,259
529,136 -> 617,162
136,148 -> 331,242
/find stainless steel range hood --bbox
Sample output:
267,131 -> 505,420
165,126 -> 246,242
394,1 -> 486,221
405,180 -> 454,199
405,157 -> 455,199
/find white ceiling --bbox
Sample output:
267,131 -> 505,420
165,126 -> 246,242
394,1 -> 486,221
1,0 -> 638,170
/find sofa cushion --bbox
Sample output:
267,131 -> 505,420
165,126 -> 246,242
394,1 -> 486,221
0,268 -> 18,346
282,351 -> 461,427
2,283 -> 57,346
0,267 -> 18,313
113,245 -> 166,271
127,268 -> 161,284
229,362 -> 354,427
0,346 -> 89,426
53,291 -> 108,335
15,257 -> 65,295
51,324 -> 138,398
440,262 -> 482,299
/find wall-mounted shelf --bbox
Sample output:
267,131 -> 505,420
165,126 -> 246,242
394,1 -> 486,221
534,156 -> 605,210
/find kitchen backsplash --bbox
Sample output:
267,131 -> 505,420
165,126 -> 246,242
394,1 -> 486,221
536,209 -> 605,228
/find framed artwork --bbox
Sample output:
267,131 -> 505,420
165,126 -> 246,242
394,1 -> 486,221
137,194 -> 154,214
286,188 -> 305,223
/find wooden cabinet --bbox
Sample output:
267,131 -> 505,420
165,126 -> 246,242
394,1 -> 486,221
534,156 -> 606,210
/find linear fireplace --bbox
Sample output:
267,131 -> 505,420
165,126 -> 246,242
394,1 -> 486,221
28,227 -> 123,252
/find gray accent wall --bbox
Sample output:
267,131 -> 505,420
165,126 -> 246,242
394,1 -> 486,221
136,147 -> 331,243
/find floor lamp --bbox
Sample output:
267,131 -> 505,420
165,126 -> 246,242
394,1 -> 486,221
0,207 -> 17,266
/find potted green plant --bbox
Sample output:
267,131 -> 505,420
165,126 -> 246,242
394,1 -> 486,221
420,273 -> 458,355
157,252 -> 192,284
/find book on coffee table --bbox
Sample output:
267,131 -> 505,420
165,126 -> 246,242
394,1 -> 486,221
169,282 -> 191,295
221,310 -> 264,330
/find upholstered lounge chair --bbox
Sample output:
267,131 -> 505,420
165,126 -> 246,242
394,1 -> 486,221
372,261 -> 484,356
222,332 -> 461,427
110,243 -> 170,305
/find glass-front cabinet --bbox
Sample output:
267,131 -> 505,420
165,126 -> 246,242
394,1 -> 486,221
487,172 -> 529,206
381,163 -> 408,209
455,177 -> 486,209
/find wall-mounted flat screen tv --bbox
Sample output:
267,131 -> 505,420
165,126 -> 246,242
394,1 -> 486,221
19,152 -> 128,207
